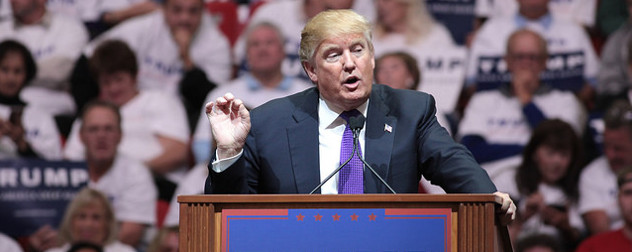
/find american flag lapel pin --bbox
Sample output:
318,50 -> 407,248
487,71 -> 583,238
384,124 -> 392,133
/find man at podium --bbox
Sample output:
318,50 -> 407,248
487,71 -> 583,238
204,9 -> 515,222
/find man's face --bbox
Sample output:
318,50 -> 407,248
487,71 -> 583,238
304,33 -> 374,111
506,33 -> 547,77
79,107 -> 121,165
603,127 -> 632,172
98,71 -> 138,107
163,0 -> 203,34
246,26 -> 285,74
10,0 -> 42,18
619,177 -> 632,227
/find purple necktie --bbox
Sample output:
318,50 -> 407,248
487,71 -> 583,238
338,110 -> 364,194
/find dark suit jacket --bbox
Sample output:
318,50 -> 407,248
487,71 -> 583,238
205,84 -> 496,194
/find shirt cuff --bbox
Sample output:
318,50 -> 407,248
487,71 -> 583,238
211,149 -> 243,173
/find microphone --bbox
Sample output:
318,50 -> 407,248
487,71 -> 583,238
309,114 -> 396,194
350,114 -> 396,194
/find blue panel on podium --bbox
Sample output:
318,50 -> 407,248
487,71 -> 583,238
222,208 -> 451,251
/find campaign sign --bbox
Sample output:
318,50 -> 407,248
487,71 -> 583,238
418,46 -> 467,113
427,0 -> 476,45
222,208 -> 451,252
476,51 -> 586,91
0,159 -> 88,236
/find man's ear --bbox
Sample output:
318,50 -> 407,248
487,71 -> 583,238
302,61 -> 318,84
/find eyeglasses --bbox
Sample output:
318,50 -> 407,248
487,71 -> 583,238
508,53 -> 546,62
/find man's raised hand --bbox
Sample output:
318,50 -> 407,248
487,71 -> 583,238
206,93 -> 251,159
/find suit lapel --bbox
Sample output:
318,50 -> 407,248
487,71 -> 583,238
365,86 -> 396,193
287,89 -> 321,193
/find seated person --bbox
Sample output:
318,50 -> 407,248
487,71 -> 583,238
78,100 -> 157,248
576,166 -> 632,251
64,40 -> 190,200
467,0 -> 598,107
146,226 -> 178,252
0,0 -> 88,116
459,29 -> 586,185
0,40 -> 61,159
579,101 -> 632,235
511,119 -> 584,250
192,21 -> 311,163
44,188 -> 135,252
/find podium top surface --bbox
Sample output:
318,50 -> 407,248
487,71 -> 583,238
178,194 -> 499,204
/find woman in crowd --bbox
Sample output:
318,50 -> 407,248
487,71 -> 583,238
45,188 -> 135,252
513,119 -> 585,250
0,40 -> 62,160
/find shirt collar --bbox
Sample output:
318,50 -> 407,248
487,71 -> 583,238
245,74 -> 293,91
514,12 -> 552,31
318,95 -> 369,130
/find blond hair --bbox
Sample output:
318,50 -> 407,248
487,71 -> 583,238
374,0 -> 435,44
299,9 -> 373,64
58,188 -> 118,246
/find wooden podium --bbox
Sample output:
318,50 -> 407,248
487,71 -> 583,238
178,194 -> 512,252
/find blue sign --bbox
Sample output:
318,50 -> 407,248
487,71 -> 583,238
427,0 -> 476,45
222,208 -> 451,251
0,159 -> 88,236
476,51 -> 586,91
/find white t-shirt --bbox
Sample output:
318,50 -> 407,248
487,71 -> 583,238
466,13 -> 599,91
458,87 -> 586,178
517,183 -> 585,241
192,74 -> 311,163
0,103 -> 62,160
45,241 -> 135,252
578,156 -> 622,230
372,24 -> 465,114
0,233 -> 22,252
89,154 -> 157,225
0,13 -> 88,90
0,0 -> 10,19
163,162 -> 208,227
86,10 -> 232,95
64,91 -> 190,183
475,0 -> 596,27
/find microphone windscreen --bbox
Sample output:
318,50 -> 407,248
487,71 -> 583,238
349,114 -> 365,131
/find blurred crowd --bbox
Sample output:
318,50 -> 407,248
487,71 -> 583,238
0,0 -> 631,251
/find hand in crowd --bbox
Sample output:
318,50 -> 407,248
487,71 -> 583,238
205,93 -> 251,159
523,192 -> 545,220
172,27 -> 195,69
29,225 -> 59,251
541,204 -> 571,229
494,191 -> 517,225
511,70 -> 538,105
0,118 -> 28,150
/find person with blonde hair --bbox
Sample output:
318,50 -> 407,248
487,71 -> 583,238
205,9 -> 515,225
44,188 -> 135,252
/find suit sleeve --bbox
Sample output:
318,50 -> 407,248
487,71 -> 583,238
416,95 -> 497,193
206,126 -> 260,194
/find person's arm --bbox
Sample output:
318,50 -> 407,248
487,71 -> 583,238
582,210 -> 611,235
118,221 -> 146,248
102,2 -> 160,25
145,135 -> 188,175
460,135 -> 524,164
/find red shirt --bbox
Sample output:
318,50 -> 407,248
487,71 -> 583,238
576,229 -> 632,252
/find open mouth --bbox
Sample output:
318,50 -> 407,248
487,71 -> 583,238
343,76 -> 360,85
